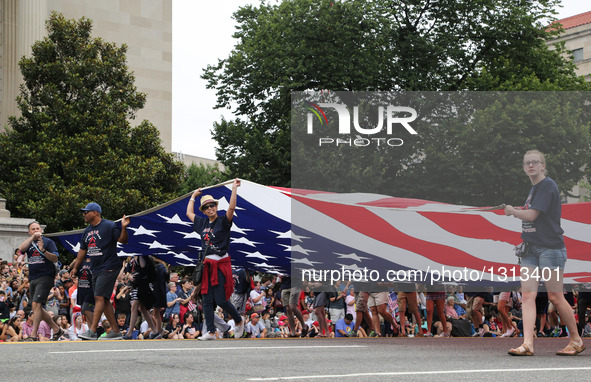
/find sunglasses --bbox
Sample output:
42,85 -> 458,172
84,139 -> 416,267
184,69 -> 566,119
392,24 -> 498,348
82,211 -> 93,215
202,203 -> 217,210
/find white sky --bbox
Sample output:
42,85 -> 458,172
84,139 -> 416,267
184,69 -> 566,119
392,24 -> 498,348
171,0 -> 591,160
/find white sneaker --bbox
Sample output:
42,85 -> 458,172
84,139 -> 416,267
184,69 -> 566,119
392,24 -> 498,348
198,332 -> 216,341
234,319 -> 245,339
501,328 -> 515,338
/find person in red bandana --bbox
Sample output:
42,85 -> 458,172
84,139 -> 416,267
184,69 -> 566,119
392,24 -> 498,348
186,179 -> 245,341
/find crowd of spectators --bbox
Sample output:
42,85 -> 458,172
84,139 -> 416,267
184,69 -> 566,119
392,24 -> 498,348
2,251 -> 591,342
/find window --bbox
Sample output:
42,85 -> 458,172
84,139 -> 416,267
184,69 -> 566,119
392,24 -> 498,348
572,48 -> 583,63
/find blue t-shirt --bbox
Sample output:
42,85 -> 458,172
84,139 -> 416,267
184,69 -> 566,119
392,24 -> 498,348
335,318 -> 355,337
193,215 -> 232,257
80,219 -> 123,273
165,291 -> 180,316
521,177 -> 564,249
26,237 -> 59,281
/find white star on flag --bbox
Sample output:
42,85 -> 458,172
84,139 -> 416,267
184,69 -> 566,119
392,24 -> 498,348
336,263 -> 366,271
279,244 -> 316,256
127,225 -> 160,237
291,257 -> 322,266
174,230 -> 201,239
139,240 -> 174,250
66,240 -> 80,253
231,237 -> 261,247
334,252 -> 370,262
167,252 -> 194,262
247,261 -> 284,269
157,213 -> 192,226
269,230 -> 309,242
231,224 -> 253,235
239,251 -> 276,261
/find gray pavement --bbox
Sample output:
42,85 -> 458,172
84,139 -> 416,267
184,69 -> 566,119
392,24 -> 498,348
1,337 -> 589,381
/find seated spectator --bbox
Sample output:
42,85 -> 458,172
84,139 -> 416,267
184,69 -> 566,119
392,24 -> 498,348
183,312 -> 200,339
277,317 -> 289,338
117,313 -> 130,337
246,313 -> 267,338
335,313 -> 356,337
165,314 -> 183,339
0,318 -> 18,341
7,314 -> 23,341
445,297 -> 459,320
69,312 -> 88,341
261,310 -> 279,338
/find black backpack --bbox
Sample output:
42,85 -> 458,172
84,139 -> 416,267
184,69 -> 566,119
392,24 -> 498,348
450,318 -> 473,337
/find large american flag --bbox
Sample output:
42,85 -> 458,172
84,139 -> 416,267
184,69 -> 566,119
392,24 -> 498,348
48,179 -> 591,289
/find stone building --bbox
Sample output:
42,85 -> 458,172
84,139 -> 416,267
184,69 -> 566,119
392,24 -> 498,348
0,0 -> 172,151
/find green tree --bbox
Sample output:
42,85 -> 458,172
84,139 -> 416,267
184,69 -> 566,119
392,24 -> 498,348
180,162 -> 226,195
0,13 -> 184,232
204,0 -> 591,205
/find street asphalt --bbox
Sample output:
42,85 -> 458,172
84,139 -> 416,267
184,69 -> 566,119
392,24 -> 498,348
1,337 -> 589,381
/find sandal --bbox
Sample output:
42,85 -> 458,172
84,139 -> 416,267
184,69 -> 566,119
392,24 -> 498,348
508,343 -> 534,356
52,328 -> 64,341
556,341 -> 586,356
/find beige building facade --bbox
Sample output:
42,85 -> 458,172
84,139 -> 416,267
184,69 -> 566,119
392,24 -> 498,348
0,0 -> 172,151
549,11 -> 591,81
548,11 -> 591,202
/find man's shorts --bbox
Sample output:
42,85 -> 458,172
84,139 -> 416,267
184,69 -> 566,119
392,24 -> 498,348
355,292 -> 369,312
230,293 -> 247,315
313,292 -> 329,309
368,291 -> 388,307
281,287 -> 301,308
77,286 -> 95,311
329,308 -> 345,323
29,275 -> 53,304
521,244 -> 567,271
92,269 -> 120,299
397,292 -> 419,313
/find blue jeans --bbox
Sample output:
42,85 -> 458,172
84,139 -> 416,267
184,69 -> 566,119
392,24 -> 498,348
520,243 -> 567,270
202,269 -> 242,334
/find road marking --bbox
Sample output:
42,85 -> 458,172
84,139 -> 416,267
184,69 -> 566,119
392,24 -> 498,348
48,344 -> 366,355
247,367 -> 591,381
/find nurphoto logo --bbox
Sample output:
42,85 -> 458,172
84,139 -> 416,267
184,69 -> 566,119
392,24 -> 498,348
304,101 -> 418,147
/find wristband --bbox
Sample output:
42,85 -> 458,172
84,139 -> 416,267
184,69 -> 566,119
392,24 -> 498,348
190,198 -> 195,202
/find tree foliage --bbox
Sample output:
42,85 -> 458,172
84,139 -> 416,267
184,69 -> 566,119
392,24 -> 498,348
179,162 -> 226,195
203,0 -> 591,205
0,13 -> 184,232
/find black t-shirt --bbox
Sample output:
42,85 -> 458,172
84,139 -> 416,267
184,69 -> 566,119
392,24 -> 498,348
80,219 -> 122,273
78,258 -> 93,290
193,215 -> 232,257
26,237 -> 59,281
153,263 -> 168,297
232,268 -> 249,294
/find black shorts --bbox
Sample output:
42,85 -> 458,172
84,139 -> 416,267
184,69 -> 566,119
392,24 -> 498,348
29,275 -> 54,304
92,269 -> 120,298
152,282 -> 167,309
77,286 -> 94,306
